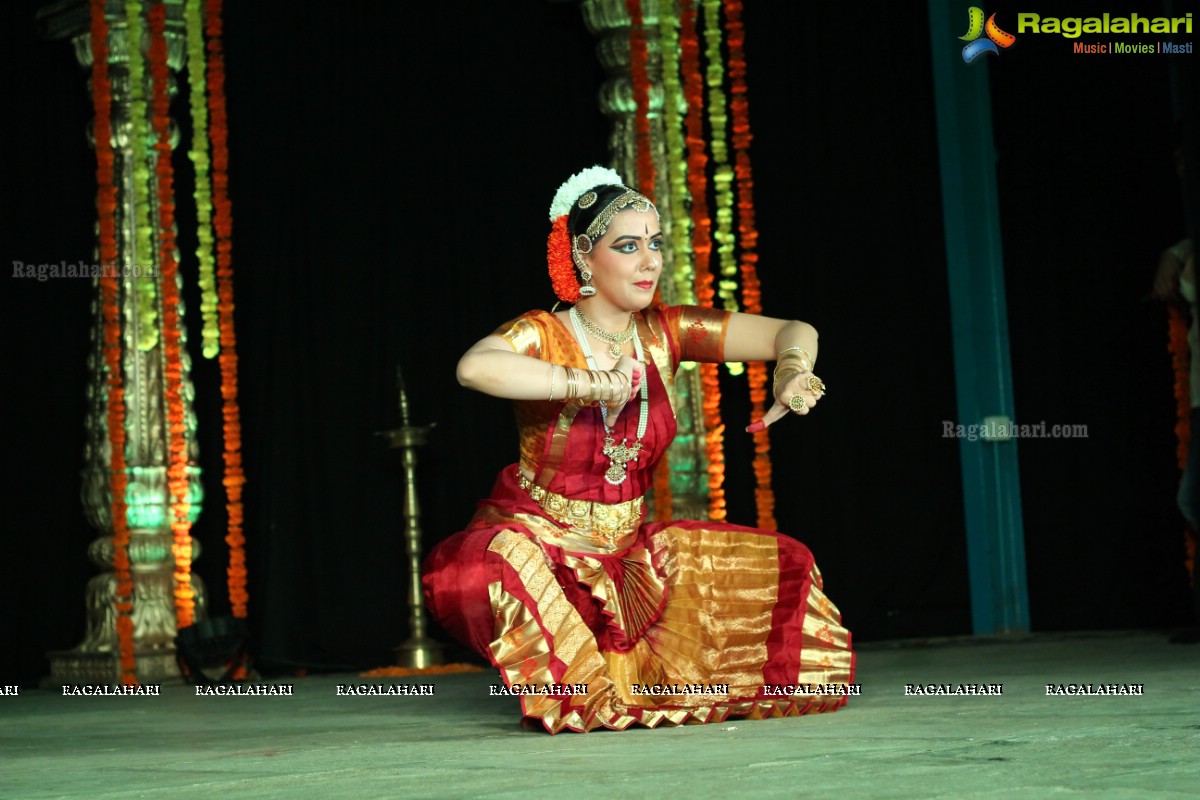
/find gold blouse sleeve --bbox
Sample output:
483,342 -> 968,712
493,314 -> 544,358
674,305 -> 730,363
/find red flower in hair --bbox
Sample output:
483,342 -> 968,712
547,215 -> 580,303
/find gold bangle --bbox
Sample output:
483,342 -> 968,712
548,364 -> 556,402
778,346 -> 812,361
773,368 -> 801,392
565,366 -> 577,399
777,354 -> 812,373
609,370 -> 625,403
778,347 -> 813,372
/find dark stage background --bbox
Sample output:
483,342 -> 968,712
2,1 -> 1196,685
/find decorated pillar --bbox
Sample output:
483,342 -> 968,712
579,0 -> 711,519
39,0 -> 207,685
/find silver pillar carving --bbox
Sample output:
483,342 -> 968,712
580,0 -> 710,519
39,0 -> 207,686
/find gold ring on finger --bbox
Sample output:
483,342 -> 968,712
807,375 -> 827,395
788,394 -> 807,413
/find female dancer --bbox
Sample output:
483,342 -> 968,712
423,166 -> 854,732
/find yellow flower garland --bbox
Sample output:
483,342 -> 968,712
185,0 -> 220,359
702,0 -> 736,307
658,3 -> 695,307
124,0 -> 159,351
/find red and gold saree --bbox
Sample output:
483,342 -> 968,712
422,306 -> 854,732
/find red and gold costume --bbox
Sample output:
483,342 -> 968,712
422,305 -> 854,732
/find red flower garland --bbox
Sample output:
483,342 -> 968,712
547,216 -> 581,304
1167,304 -> 1190,470
205,0 -> 249,618
724,0 -> 775,530
627,0 -> 673,517
91,0 -> 137,684
148,1 -> 195,628
1167,304 -> 1195,586
680,0 -> 725,520
626,0 -> 654,200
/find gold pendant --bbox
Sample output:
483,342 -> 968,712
602,435 -> 642,485
608,342 -> 621,359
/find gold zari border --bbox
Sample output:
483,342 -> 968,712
483,528 -> 852,733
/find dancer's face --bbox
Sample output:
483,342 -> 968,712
583,209 -> 663,312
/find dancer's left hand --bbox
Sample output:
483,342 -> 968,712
745,371 -> 825,433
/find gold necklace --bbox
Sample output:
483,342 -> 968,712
574,307 -> 636,359
569,307 -> 649,486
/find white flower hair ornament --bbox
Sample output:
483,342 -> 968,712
548,165 -> 625,222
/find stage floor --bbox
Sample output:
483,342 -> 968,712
3,631 -> 1197,799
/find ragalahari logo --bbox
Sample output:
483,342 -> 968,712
959,7 -> 1016,62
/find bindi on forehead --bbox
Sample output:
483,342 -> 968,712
606,209 -> 661,241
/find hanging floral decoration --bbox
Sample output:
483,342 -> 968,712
1167,305 -> 1190,470
658,3 -> 694,308
124,0 -> 160,351
87,0 -> 248,650
547,216 -> 581,304
680,0 -> 726,520
148,0 -> 195,628
702,0 -> 740,335
1167,304 -> 1195,586
185,0 -> 220,359
91,0 -> 137,685
623,0 -> 671,519
724,0 -> 775,530
626,0 -> 655,202
204,0 -> 248,618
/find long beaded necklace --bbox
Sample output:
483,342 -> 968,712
569,306 -> 649,485
574,307 -> 637,359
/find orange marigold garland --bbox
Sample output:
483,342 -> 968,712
680,0 -> 725,520
360,663 -> 486,678
626,0 -> 655,201
91,0 -> 137,684
627,0 -> 667,323
206,0 -> 248,618
724,0 -> 775,530
148,1 -> 195,628
547,216 -> 581,304
626,0 -> 671,516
